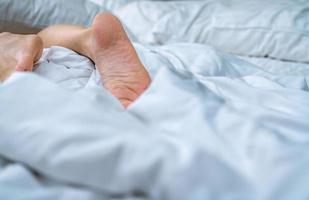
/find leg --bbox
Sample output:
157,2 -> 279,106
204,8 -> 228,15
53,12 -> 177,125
38,13 -> 151,107
0,32 -> 43,81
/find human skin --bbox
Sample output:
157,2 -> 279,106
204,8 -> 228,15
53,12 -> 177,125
0,13 -> 151,108
0,32 -> 43,81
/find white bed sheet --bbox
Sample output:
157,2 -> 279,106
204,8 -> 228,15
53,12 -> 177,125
1,0 -> 309,199
0,44 -> 309,200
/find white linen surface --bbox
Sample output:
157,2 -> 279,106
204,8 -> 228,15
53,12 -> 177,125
0,44 -> 309,200
113,0 -> 309,63
0,0 -> 101,34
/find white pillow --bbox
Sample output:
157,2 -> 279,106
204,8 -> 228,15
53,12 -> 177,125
0,0 -> 101,33
116,0 -> 309,63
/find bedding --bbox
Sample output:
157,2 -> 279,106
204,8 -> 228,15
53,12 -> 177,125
0,0 -> 100,33
113,0 -> 309,63
1,0 -> 309,199
0,44 -> 309,200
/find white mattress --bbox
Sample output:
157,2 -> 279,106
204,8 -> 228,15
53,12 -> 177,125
1,0 -> 309,200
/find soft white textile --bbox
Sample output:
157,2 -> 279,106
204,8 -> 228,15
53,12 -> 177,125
1,0 -> 309,199
0,45 -> 309,200
0,0 -> 101,33
114,0 -> 309,63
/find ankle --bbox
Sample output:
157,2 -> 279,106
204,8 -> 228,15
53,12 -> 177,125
79,28 -> 94,60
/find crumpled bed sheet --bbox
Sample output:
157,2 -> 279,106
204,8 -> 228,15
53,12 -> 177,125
0,44 -> 309,200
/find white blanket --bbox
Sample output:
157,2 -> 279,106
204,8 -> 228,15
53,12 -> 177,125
0,44 -> 309,200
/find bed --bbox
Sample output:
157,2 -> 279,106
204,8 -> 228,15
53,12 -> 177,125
0,0 -> 309,199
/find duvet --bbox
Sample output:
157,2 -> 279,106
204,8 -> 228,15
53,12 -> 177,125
0,43 -> 309,200
1,0 -> 309,199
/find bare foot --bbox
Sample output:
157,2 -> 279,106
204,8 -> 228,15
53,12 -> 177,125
87,13 -> 151,108
0,32 -> 43,81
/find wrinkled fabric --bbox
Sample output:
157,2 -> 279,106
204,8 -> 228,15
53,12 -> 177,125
0,45 -> 309,200
113,0 -> 309,63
